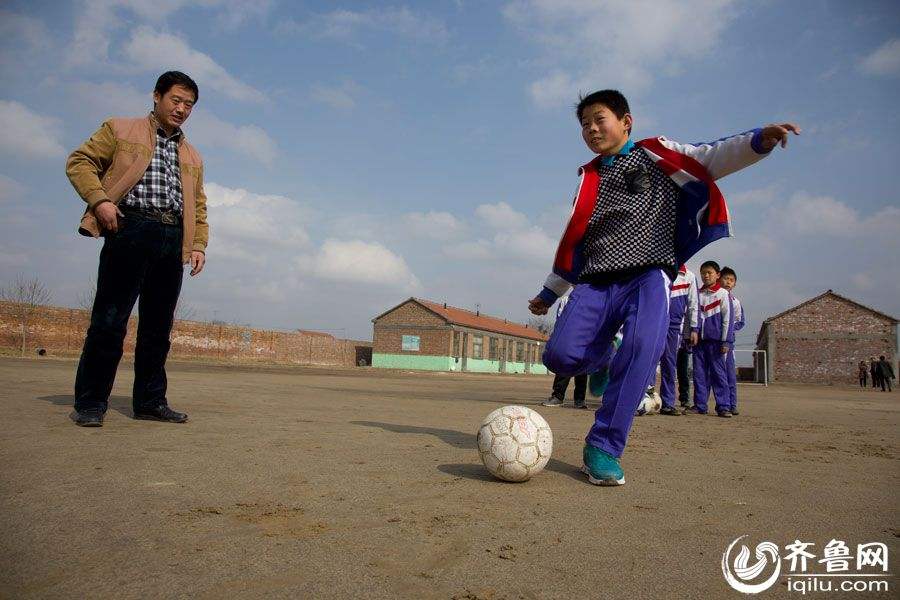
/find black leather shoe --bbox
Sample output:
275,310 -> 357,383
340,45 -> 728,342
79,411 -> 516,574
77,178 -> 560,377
74,410 -> 104,427
134,405 -> 188,423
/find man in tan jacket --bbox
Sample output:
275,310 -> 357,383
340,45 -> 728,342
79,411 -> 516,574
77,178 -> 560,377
66,71 -> 209,427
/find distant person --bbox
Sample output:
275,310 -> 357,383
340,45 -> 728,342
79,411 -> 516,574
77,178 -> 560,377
543,293 -> 588,409
66,71 -> 209,427
527,87 -> 799,485
687,261 -> 734,417
858,360 -> 868,388
870,357 -> 880,390
658,264 -> 699,416
719,266 -> 744,415
876,356 -> 894,392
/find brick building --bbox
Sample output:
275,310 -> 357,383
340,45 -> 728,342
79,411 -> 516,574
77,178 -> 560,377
371,298 -> 549,374
755,290 -> 898,384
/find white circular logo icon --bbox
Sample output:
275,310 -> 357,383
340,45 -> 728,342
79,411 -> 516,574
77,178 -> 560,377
722,535 -> 782,594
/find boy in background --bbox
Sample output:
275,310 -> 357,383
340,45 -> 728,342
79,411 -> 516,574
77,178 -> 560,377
719,266 -> 744,415
687,261 -> 734,417
659,265 -> 699,415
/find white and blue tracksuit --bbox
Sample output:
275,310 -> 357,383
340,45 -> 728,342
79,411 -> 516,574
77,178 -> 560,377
659,267 -> 699,409
725,296 -> 744,411
693,284 -> 734,413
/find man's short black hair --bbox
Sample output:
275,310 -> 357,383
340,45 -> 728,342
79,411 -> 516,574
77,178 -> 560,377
700,260 -> 721,272
576,89 -> 630,126
880,355 -> 886,360
154,71 -> 199,102
720,266 -> 737,280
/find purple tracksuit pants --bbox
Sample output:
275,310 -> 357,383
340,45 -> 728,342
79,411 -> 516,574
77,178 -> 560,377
543,269 -> 670,458
693,340 -> 730,413
658,325 -> 683,409
726,348 -> 737,412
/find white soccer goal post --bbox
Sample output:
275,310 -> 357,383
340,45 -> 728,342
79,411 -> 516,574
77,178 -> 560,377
733,349 -> 768,386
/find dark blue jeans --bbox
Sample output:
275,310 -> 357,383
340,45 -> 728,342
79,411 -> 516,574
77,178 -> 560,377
74,214 -> 184,413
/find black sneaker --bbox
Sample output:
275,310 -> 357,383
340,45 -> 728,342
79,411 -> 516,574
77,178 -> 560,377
731,409 -> 740,416
73,410 -> 104,427
684,406 -> 706,415
573,399 -> 588,409
134,405 -> 188,423
717,410 -> 733,418
660,406 -> 681,416
541,396 -> 564,407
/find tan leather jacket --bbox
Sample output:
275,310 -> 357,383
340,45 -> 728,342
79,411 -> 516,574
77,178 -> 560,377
65,114 -> 209,262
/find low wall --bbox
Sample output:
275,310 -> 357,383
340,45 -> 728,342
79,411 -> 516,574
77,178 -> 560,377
0,301 -> 371,368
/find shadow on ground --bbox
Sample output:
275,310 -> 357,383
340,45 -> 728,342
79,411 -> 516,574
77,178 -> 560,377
38,394 -> 134,419
352,421 -> 584,482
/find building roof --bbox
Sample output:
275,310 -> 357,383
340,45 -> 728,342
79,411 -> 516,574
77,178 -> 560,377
756,290 -> 899,347
373,298 -> 549,342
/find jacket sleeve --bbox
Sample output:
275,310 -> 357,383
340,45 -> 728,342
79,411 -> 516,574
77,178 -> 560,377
688,274 -> 700,331
734,299 -> 745,332
65,120 -> 117,209
658,129 -> 771,181
538,272 -> 573,305
721,291 -> 733,346
193,162 -> 209,253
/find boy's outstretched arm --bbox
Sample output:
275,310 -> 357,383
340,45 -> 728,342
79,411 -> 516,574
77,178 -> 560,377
655,122 -> 801,180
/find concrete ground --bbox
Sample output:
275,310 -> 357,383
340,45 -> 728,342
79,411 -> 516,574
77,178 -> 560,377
0,356 -> 897,599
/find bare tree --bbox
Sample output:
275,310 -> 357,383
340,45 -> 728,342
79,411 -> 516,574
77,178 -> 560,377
77,278 -> 96,312
1,274 -> 52,355
527,316 -> 553,336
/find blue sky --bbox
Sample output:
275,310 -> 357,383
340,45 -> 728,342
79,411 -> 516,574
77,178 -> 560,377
1,0 -> 898,348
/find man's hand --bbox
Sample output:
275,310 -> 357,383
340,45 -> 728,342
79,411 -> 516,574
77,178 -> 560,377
690,331 -> 699,346
190,251 -> 206,276
759,123 -> 801,152
721,345 -> 730,355
94,201 -> 123,233
528,296 -> 550,315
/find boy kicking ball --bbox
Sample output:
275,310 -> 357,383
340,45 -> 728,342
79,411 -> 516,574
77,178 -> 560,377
528,89 -> 799,486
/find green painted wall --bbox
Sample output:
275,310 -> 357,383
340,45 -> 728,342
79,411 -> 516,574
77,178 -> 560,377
464,358 -> 502,373
372,353 -> 453,371
373,353 -> 549,375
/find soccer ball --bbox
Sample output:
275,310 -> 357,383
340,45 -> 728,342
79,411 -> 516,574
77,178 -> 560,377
636,386 -> 661,416
476,406 -> 553,482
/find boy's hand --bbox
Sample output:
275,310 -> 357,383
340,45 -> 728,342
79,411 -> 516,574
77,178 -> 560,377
690,332 -> 698,346
721,345 -> 730,355
528,296 -> 550,315
759,123 -> 801,152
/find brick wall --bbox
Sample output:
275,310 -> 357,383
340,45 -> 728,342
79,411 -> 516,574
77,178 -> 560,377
0,301 -> 371,367
766,295 -> 896,384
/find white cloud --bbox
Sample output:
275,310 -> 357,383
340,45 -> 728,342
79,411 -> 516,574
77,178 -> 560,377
727,185 -> 779,207
0,101 -> 65,159
403,211 -> 465,240
0,11 -> 52,61
504,0 -> 738,106
310,81 -> 364,110
279,7 -> 448,43
475,201 -> 530,230
303,239 -> 421,292
860,38 -> 900,77
123,27 -> 265,103
204,182 -> 311,261
777,191 -> 900,237
189,111 -> 277,166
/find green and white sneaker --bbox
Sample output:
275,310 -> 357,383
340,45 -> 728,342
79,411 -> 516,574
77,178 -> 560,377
582,444 -> 625,486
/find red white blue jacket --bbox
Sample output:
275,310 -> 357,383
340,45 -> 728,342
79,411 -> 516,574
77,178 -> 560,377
699,283 -> 734,347
669,265 -> 699,330
537,129 -> 771,305
726,295 -> 745,344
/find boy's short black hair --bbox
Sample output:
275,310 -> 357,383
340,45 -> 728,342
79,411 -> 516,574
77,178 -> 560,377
576,89 -> 631,130
154,71 -> 199,102
700,260 -> 721,272
880,355 -> 886,360
720,266 -> 737,280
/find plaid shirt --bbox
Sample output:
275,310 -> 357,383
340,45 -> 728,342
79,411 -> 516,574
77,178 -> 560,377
121,113 -> 184,214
